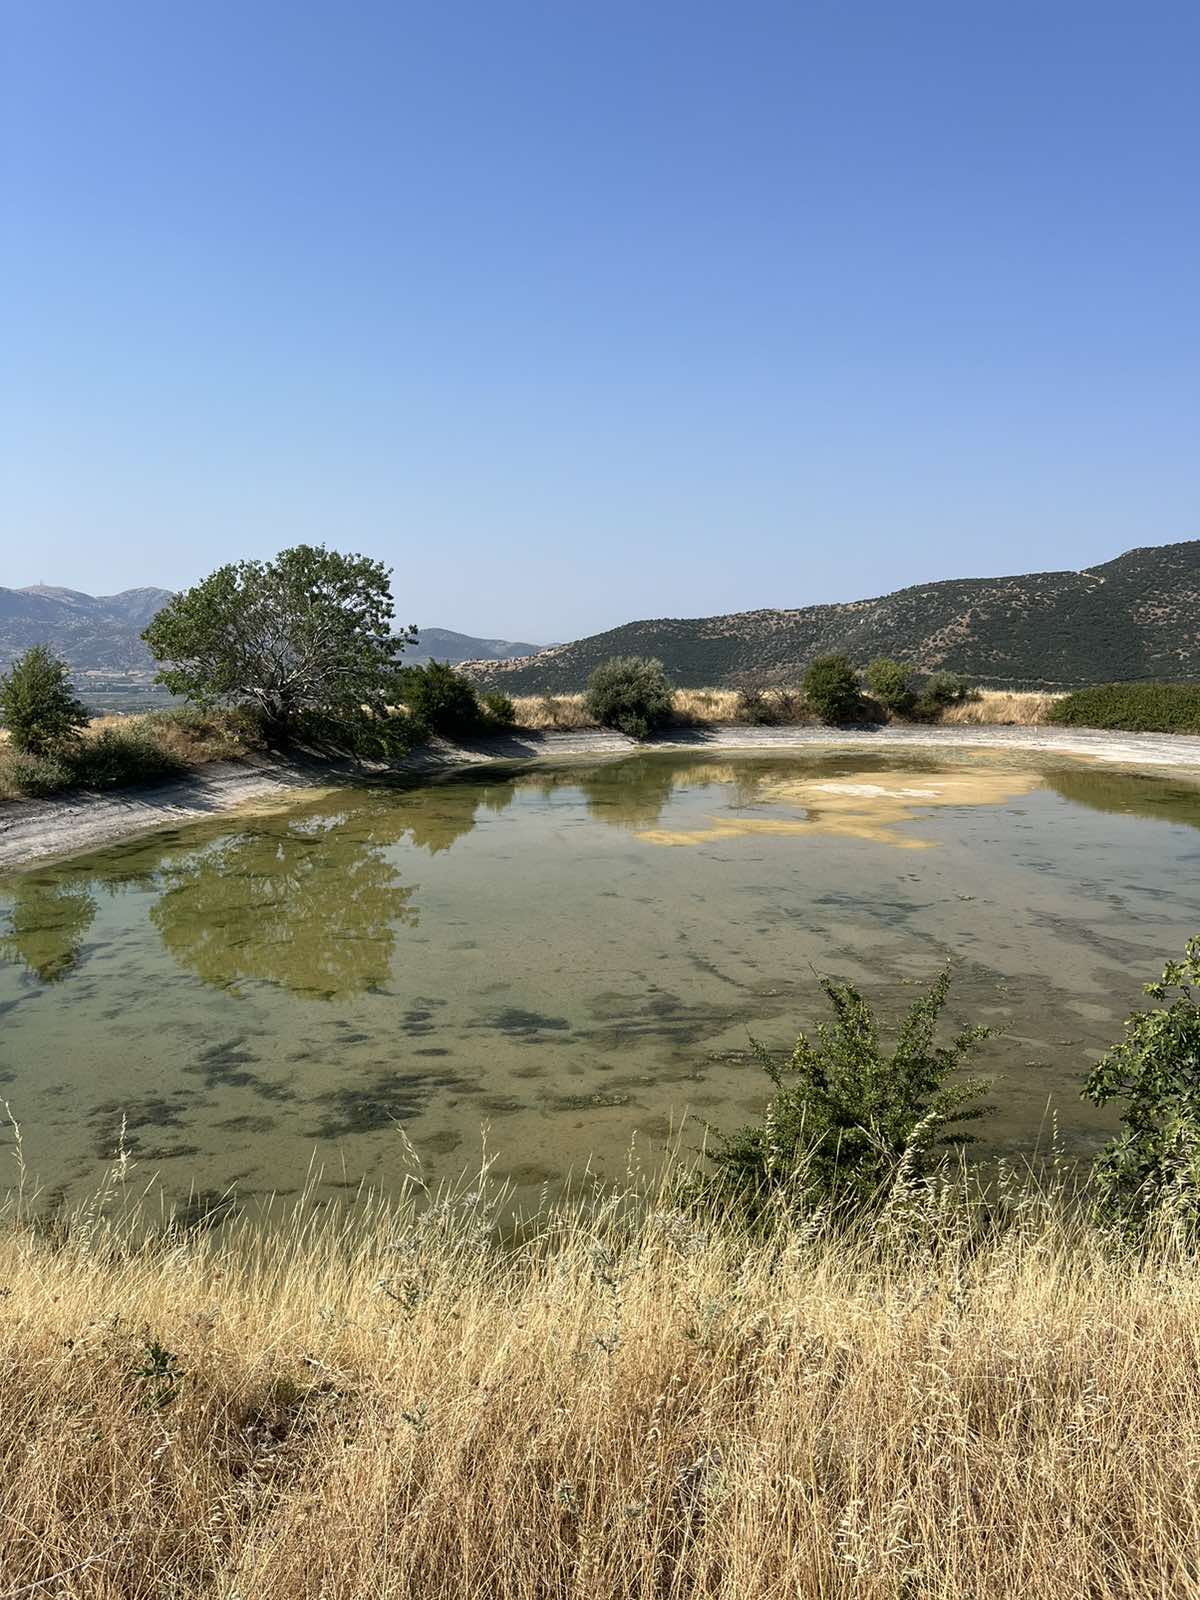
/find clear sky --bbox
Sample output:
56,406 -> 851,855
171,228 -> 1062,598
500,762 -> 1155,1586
3,2 -> 1197,641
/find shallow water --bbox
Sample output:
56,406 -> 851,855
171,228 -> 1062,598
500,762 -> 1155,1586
2,748 -> 1200,1211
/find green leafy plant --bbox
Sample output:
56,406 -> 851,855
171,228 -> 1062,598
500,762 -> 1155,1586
584,657 -> 674,739
1049,682 -> 1200,735
142,544 -> 417,742
72,725 -> 185,789
0,645 -> 89,755
711,968 -> 992,1213
481,691 -> 517,727
396,661 -> 482,735
912,671 -> 978,720
865,658 -> 915,715
1084,937 -> 1200,1238
801,655 -> 867,725
133,1337 -> 182,1411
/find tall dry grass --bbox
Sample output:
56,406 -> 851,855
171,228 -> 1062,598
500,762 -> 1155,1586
2,1136 -> 1199,1600
941,689 -> 1063,725
510,687 -> 1057,732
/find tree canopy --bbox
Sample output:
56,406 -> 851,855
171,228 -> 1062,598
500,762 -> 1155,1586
0,645 -> 90,754
142,545 -> 416,736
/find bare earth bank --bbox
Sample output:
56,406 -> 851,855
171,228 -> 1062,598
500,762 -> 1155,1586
3,722 -> 1200,871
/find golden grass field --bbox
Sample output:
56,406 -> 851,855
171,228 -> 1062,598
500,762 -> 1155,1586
511,687 -> 1058,731
1,1140 -> 1197,1600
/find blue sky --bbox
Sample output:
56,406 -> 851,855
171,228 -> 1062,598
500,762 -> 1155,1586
3,2 -> 1197,640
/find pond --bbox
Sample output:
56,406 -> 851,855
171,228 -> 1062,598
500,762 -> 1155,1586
2,748 -> 1200,1213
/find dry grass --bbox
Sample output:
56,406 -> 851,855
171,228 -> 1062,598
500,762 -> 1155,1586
2,1143 -> 1199,1600
0,709 -> 261,800
510,687 -> 1057,732
941,690 -> 1063,725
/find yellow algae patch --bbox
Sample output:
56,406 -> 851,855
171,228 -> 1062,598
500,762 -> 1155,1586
637,767 -> 1042,849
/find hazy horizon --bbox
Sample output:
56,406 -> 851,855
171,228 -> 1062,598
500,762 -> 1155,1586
4,3 -> 1198,640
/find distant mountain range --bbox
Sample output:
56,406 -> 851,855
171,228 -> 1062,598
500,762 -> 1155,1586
404,627 -> 543,666
0,588 -> 541,677
5,541 -> 1198,695
0,586 -> 176,674
461,541 -> 1200,693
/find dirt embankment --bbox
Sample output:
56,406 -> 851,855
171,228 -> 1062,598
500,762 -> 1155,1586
3,722 -> 1200,872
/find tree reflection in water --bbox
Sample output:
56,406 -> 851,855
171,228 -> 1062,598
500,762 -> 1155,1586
150,809 -> 419,999
0,874 -> 99,983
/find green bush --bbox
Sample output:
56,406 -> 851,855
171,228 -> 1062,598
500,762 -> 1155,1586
584,657 -> 674,739
1048,682 -> 1200,734
865,658 -> 915,715
0,646 -> 89,755
0,749 -> 78,797
710,968 -> 991,1215
801,656 -> 866,725
72,725 -> 185,789
1,723 -> 184,797
396,662 -> 482,736
481,691 -> 517,728
911,671 -> 978,721
734,685 -> 805,726
1084,937 -> 1200,1239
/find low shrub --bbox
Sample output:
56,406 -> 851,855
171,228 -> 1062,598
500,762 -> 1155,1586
912,671 -> 979,720
1084,937 -> 1200,1239
396,661 -> 482,736
0,749 -> 78,798
710,967 -> 992,1215
481,691 -> 517,727
801,655 -> 867,724
584,656 -> 674,739
865,657 -> 915,715
72,725 -> 185,789
733,685 -> 805,725
1047,682 -> 1200,734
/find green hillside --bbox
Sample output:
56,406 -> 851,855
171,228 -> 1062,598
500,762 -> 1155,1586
462,541 -> 1200,693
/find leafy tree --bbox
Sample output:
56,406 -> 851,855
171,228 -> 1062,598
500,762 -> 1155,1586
1084,938 -> 1200,1237
0,646 -> 89,755
584,657 -> 674,739
801,655 -> 866,724
142,545 -> 416,740
396,661 -> 482,735
711,968 -> 991,1213
865,658 -> 915,714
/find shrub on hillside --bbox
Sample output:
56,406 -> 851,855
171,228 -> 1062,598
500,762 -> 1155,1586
1048,682 -> 1200,734
0,646 -> 89,755
1084,937 -> 1200,1239
865,658 -> 915,715
584,657 -> 674,739
710,967 -> 992,1215
396,661 -> 482,736
801,655 -> 866,724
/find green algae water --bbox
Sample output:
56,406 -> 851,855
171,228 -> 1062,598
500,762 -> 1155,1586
2,748 -> 1200,1211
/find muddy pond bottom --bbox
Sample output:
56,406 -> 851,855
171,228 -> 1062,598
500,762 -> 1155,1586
2,748 -> 1200,1213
